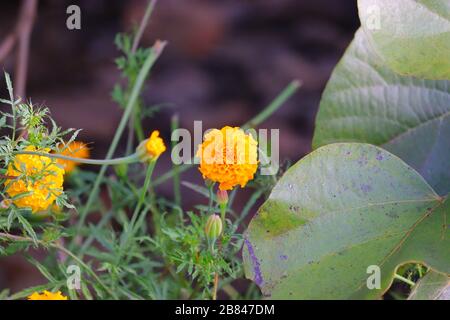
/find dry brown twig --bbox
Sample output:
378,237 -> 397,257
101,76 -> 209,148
0,34 -> 17,63
14,0 -> 38,99
0,0 -> 38,99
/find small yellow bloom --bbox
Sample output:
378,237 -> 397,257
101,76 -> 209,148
56,141 -> 90,173
196,126 -> 258,190
28,291 -> 68,300
146,130 -> 166,158
137,130 -> 166,162
4,146 -> 64,213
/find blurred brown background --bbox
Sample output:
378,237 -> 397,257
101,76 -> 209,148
0,0 -> 359,294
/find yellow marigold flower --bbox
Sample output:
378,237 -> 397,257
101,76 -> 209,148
56,141 -> 90,173
28,291 -> 68,300
4,146 -> 64,213
196,126 -> 258,191
137,130 -> 166,162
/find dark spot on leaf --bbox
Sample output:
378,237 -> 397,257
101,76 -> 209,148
360,184 -> 372,193
279,254 -> 288,261
376,152 -> 384,161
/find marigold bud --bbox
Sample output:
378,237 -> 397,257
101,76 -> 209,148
205,214 -> 222,240
137,130 -> 166,163
216,190 -> 228,205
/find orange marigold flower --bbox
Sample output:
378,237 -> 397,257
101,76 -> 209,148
28,291 -> 68,300
137,130 -> 166,162
4,146 -> 64,213
196,126 -> 258,191
56,141 -> 90,173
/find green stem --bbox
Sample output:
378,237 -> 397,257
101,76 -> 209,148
134,107 -> 145,142
220,203 -> 227,226
117,160 -> 156,261
394,273 -> 415,287
13,151 -> 139,166
171,114 -> 181,207
242,80 -> 301,130
130,160 -> 156,230
207,183 -> 214,214
73,41 -> 166,240
125,0 -> 157,154
153,163 -> 192,186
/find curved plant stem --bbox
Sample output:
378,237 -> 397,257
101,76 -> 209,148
130,160 -> 156,231
127,0 -> 157,154
394,273 -> 416,287
131,0 -> 157,54
220,203 -> 227,226
14,150 -> 139,166
72,40 -> 166,241
242,80 -> 301,130
171,114 -> 181,207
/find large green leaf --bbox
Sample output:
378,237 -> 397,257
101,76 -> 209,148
408,271 -> 449,300
243,143 -> 449,299
312,29 -> 450,195
358,0 -> 450,79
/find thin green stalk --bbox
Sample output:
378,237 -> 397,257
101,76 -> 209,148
130,160 -> 156,230
234,188 -> 264,226
126,0 -> 157,153
171,114 -> 181,207
73,40 -> 166,239
242,80 -> 301,130
207,183 -> 214,214
5,73 -> 17,141
134,107 -> 145,142
220,203 -> 227,226
131,0 -> 157,54
227,188 -> 238,208
417,264 -> 423,278
394,273 -> 415,287
117,160 -> 156,261
153,163 -> 192,186
14,150 -> 139,166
